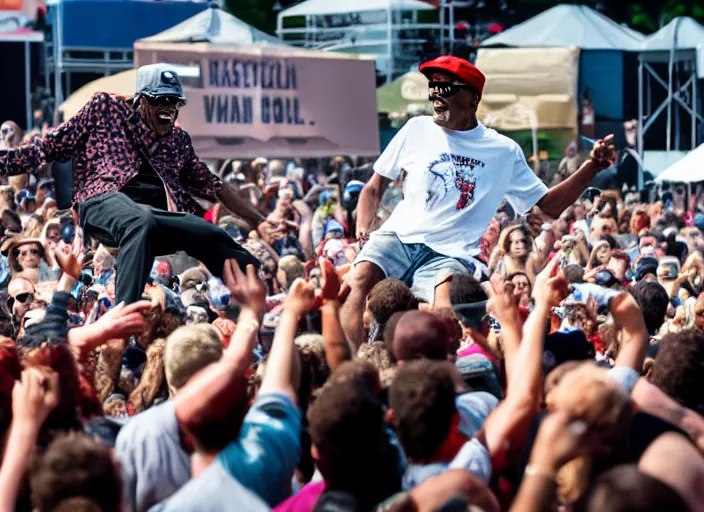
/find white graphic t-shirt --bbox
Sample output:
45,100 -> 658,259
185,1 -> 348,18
374,116 -> 548,261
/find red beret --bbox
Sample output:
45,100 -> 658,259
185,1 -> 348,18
419,56 -> 486,98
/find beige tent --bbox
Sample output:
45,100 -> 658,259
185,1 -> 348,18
475,47 -> 580,132
59,70 -> 137,120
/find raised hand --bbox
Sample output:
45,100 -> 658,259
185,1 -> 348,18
314,257 -> 341,308
486,273 -> 520,327
223,260 -> 267,317
69,300 -> 150,357
54,247 -> 84,280
284,278 -> 318,317
356,227 -> 370,247
265,218 -> 299,234
525,207 -> 544,238
12,367 -> 60,428
533,253 -> 570,309
589,134 -> 617,171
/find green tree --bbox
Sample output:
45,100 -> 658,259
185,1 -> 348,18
627,1 -> 704,33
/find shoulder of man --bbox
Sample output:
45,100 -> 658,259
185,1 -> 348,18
171,125 -> 193,146
80,92 -> 129,122
481,124 -> 519,148
115,400 -> 180,448
90,92 -> 125,109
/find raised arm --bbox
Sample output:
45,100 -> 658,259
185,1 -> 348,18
610,292 -> 649,373
258,279 -> 317,402
316,258 -> 352,370
0,368 -> 59,512
217,181 -> 268,230
221,260 -> 268,371
174,315 -> 260,430
537,136 -> 616,219
485,274 -> 523,382
482,256 -> 568,470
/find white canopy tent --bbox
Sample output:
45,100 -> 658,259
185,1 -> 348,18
637,17 -> 704,188
143,7 -> 286,46
277,0 -> 438,84
655,143 -> 704,183
278,0 -> 435,17
479,4 -> 644,124
480,4 -> 644,51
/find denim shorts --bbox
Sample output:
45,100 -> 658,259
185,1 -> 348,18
354,231 -> 484,303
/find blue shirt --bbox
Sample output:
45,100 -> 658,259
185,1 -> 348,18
218,393 -> 302,507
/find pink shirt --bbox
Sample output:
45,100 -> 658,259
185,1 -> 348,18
274,482 -> 325,512
457,343 -> 497,364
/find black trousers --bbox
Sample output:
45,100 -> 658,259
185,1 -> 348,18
79,192 -> 260,305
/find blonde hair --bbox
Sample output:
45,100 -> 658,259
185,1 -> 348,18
165,324 -> 223,395
546,364 -> 632,503
278,255 -> 305,287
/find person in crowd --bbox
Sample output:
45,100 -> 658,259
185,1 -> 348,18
5,236 -> 58,283
490,223 -> 548,283
0,64 -> 284,306
116,322 -> 225,511
1,47 -> 704,512
342,54 -> 616,348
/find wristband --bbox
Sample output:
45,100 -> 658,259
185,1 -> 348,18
524,464 -> 556,482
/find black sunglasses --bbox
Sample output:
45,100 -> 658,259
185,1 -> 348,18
7,292 -> 34,311
17,248 -> 40,257
428,81 -> 473,100
145,95 -> 186,107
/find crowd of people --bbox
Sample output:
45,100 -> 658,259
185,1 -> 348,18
0,57 -> 702,512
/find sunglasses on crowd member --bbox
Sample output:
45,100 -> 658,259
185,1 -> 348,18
428,81 -> 474,100
144,95 -> 186,108
7,292 -> 34,311
17,248 -> 40,258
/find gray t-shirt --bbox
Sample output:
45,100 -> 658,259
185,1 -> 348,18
402,438 -> 492,490
149,460 -> 269,512
115,401 -> 191,512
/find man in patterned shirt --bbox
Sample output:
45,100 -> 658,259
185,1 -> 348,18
0,64 -> 270,305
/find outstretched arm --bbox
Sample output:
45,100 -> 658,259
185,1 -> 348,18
537,160 -> 600,219
177,136 -> 266,228
216,182 -> 267,231
481,257 -> 569,470
537,136 -> 616,219
0,93 -> 98,177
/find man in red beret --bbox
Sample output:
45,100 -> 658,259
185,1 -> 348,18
340,55 -> 616,348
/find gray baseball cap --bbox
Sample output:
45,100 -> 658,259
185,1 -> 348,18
135,63 -> 186,102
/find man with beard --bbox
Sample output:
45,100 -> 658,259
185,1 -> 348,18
341,55 -> 617,347
0,64 -> 269,305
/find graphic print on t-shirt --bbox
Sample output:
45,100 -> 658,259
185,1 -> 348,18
426,153 -> 485,211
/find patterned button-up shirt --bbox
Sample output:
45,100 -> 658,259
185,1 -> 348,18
0,93 -> 221,216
